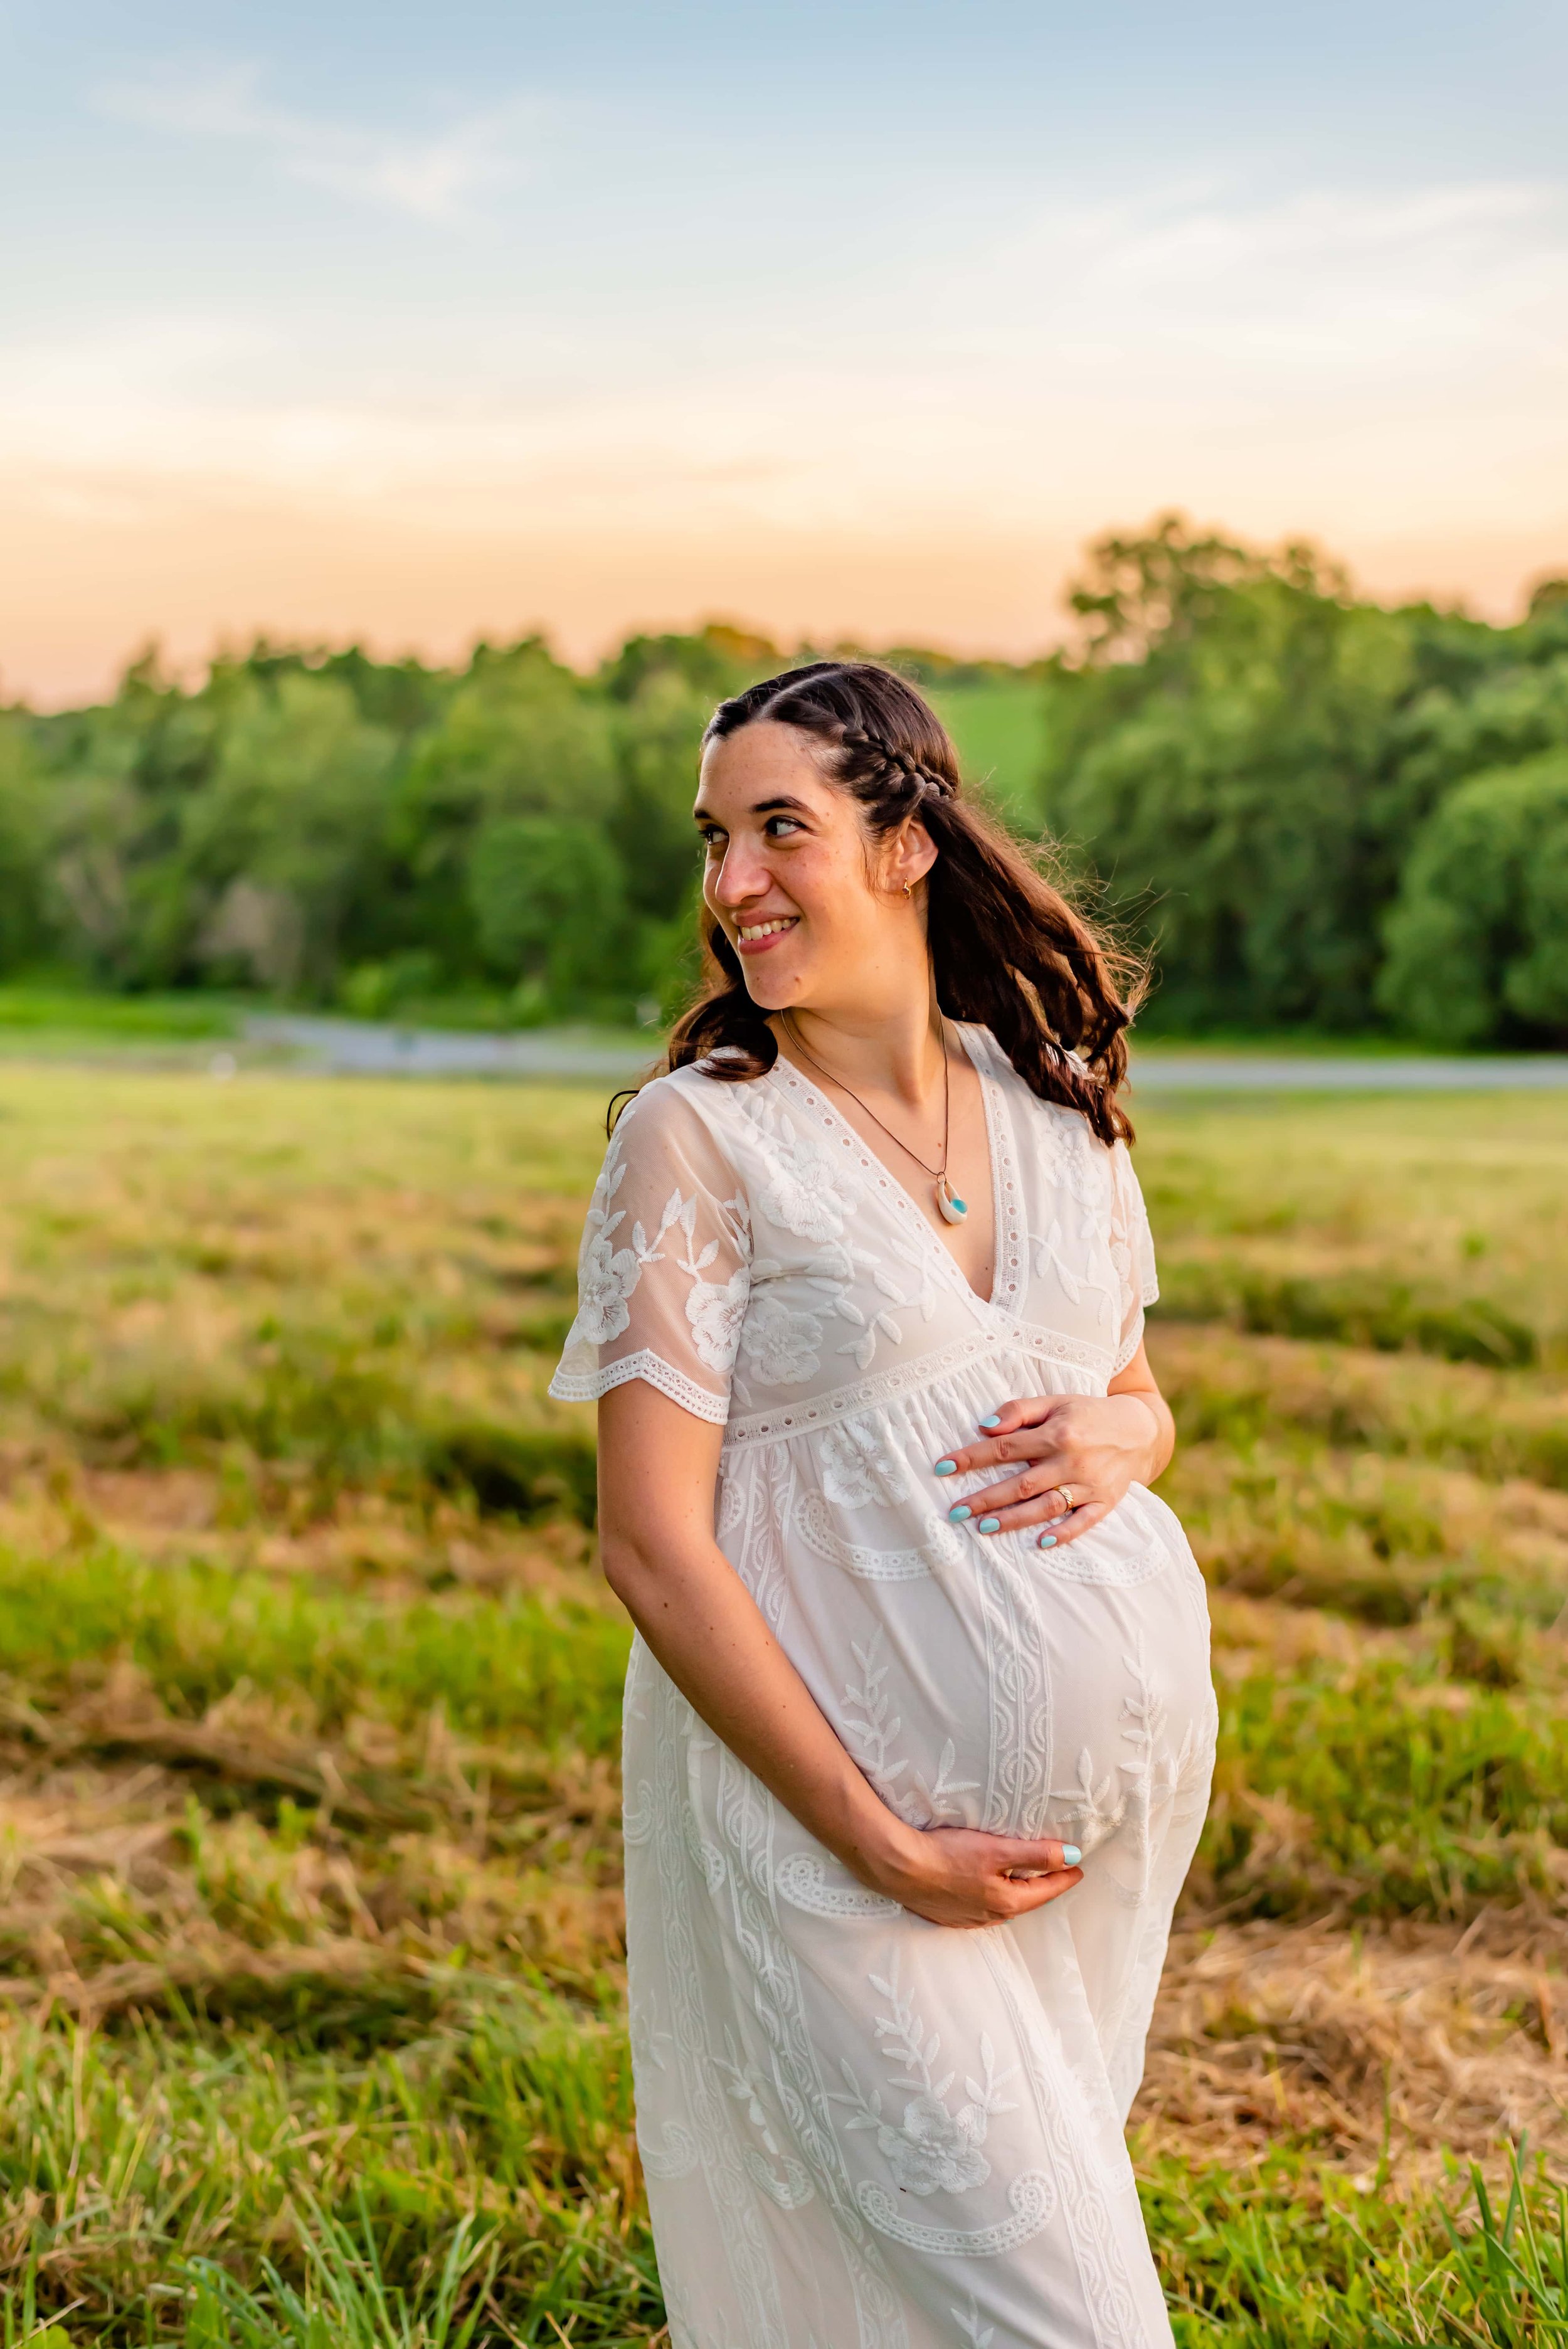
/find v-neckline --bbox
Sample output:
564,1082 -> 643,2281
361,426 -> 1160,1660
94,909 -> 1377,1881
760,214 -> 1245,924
765,1025 -> 1015,1311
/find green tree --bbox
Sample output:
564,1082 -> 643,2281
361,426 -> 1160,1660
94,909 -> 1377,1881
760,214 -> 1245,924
610,671 -> 710,922
1040,518 -> 1418,1029
1377,752 -> 1568,1045
395,645 -> 616,975
181,674 -> 398,995
598,621 -> 778,707
0,716 -> 45,972
466,817 -> 624,1012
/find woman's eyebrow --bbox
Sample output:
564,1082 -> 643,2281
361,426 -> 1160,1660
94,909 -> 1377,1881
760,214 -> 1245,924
692,794 -> 813,825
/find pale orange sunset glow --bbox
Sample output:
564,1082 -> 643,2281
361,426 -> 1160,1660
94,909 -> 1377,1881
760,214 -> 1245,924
4,6 -> 1567,701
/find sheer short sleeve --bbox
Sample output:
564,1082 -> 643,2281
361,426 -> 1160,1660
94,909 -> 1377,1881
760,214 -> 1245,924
1107,1140 -> 1158,1376
548,1076 -> 750,1426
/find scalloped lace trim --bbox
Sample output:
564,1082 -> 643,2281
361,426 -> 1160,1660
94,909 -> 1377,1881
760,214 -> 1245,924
856,2168 -> 1057,2257
775,1852 -> 901,1919
1110,1275 -> 1160,1378
548,1347 -> 730,1426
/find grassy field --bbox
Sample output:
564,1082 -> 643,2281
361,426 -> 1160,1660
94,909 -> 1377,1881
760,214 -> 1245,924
0,1067 -> 1565,2343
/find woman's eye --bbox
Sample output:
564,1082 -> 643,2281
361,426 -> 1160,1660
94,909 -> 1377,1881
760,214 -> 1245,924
764,816 -> 802,839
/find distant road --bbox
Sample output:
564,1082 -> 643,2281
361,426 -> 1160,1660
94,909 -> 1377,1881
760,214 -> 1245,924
1130,1053 -> 1568,1091
241,1016 -> 1568,1092
243,1014 -> 659,1080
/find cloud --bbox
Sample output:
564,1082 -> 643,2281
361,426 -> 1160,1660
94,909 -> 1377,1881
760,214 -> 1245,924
980,177 -> 1568,383
93,62 -> 539,224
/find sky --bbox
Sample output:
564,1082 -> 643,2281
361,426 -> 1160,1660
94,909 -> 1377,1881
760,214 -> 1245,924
3,0 -> 1567,705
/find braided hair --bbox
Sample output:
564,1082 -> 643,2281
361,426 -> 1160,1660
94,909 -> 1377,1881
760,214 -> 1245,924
660,660 -> 1143,1148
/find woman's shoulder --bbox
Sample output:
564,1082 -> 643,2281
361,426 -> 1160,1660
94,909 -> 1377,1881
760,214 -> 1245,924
609,1059 -> 763,1167
967,1024 -> 1120,1157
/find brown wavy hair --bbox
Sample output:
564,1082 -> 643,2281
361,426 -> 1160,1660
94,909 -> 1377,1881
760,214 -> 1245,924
656,660 -> 1143,1147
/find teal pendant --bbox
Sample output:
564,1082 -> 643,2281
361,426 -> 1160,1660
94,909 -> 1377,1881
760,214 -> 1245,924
936,1175 -> 968,1226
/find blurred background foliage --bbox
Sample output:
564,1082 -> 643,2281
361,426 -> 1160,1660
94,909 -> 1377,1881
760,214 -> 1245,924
3,520 -> 1567,1043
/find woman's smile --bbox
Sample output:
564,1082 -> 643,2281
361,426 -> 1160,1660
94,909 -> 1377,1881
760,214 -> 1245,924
733,914 -> 801,955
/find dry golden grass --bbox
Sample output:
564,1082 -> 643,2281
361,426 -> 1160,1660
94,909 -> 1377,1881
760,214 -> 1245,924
1138,1907 -> 1568,2182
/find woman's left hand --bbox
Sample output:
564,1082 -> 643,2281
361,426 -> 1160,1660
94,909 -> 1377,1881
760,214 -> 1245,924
933,1379 -> 1172,1546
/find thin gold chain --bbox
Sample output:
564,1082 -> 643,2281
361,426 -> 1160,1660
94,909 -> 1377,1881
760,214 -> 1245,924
780,1011 -> 950,1181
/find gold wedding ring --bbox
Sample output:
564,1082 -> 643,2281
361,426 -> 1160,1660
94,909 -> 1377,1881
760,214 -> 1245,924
1051,1485 -> 1075,1513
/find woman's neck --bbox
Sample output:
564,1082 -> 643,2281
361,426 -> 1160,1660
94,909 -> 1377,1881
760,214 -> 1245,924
771,984 -> 950,1109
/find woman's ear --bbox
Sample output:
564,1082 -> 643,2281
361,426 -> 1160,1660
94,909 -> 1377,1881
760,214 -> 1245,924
884,817 -> 938,898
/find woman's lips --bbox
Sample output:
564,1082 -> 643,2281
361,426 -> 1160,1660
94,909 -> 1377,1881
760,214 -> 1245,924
733,917 -> 800,958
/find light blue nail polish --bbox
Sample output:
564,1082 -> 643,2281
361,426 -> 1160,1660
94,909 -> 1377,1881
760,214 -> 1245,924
948,1503 -> 972,1522
977,1516 -> 1000,1534
1037,1532 -> 1057,1549
934,1458 -> 958,1477
1062,1845 -> 1082,1867
978,1414 -> 1001,1429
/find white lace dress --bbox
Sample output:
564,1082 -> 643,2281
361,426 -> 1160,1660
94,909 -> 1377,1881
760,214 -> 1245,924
551,1027 -> 1216,2349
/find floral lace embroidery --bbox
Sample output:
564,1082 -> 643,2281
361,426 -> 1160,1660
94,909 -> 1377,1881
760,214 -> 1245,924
739,1091 -> 864,1243
837,1628 -> 980,1823
952,2293 -> 995,2347
1031,1216 -> 1113,1315
628,1988 -> 674,2076
835,1953 -> 1019,2197
1039,1106 -> 1112,1215
575,1160 -> 750,1369
714,2034 -> 818,2210
818,1414 -> 909,1507
739,1291 -> 824,1384
689,1267 -> 750,1370
1049,1632 -> 1216,1899
839,1631 -> 908,1800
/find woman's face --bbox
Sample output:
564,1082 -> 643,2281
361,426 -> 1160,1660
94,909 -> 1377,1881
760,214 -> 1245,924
694,721 -> 933,1016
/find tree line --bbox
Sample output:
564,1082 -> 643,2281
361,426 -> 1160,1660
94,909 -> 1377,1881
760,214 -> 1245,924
1,517 -> 1565,1044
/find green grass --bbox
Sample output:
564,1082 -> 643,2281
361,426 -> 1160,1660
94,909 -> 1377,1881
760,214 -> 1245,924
0,1544 -> 630,1751
0,1066 -> 1565,2338
0,984 -> 242,1039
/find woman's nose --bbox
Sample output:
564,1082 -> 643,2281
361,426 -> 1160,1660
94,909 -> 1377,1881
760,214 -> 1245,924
712,844 -> 769,905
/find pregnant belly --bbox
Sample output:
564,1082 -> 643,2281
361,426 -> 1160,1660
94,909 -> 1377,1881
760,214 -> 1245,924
800,1487 -> 1213,1847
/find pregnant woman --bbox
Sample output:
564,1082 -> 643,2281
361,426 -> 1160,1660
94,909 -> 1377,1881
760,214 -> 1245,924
551,663 -> 1216,2348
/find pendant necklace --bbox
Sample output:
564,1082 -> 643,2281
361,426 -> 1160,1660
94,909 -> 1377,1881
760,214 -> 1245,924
781,1012 -> 969,1224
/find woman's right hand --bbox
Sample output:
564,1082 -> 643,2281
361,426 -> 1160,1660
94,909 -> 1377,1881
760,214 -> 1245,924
866,1822 -> 1084,1929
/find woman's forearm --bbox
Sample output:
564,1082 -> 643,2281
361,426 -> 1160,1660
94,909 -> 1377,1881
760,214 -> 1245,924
597,1380 -> 913,1889
598,1377 -> 1084,1929
607,1524 -> 916,1885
